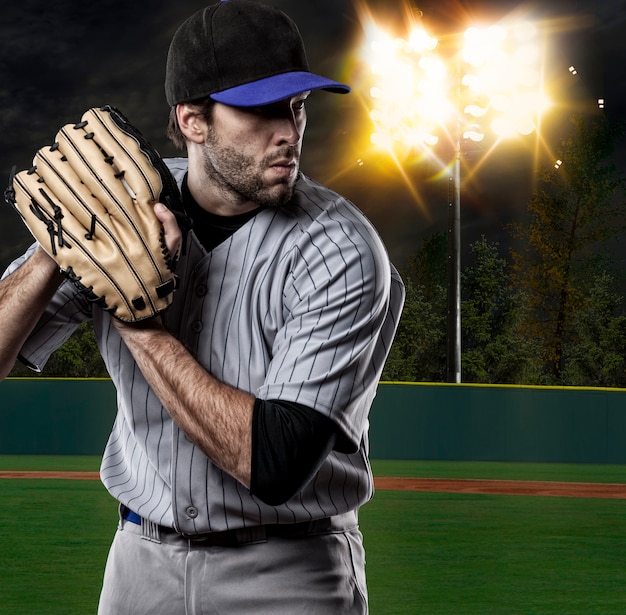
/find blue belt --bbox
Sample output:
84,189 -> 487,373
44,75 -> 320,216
122,507 -> 142,525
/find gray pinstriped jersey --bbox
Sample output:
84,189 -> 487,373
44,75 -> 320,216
5,158 -> 404,534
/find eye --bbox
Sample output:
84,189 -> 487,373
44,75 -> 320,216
292,99 -> 306,112
249,103 -> 289,118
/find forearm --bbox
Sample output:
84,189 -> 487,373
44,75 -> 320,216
114,321 -> 254,487
0,247 -> 63,379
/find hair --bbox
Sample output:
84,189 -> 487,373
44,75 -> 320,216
166,97 -> 216,151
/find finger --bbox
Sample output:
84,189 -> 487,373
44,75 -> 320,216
154,203 -> 182,259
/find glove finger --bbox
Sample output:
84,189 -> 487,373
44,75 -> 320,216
83,107 -> 164,207
55,122 -> 150,221
34,143 -> 106,231
12,164 -> 83,256
56,108 -> 162,215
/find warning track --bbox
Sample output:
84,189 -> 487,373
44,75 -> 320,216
374,477 -> 626,499
0,471 -> 100,480
1,472 -> 626,499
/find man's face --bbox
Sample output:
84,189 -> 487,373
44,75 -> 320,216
201,93 -> 308,209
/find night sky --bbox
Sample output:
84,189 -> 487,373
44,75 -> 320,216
1,0 -> 624,272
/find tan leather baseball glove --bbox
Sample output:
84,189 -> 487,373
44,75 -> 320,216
5,105 -> 187,322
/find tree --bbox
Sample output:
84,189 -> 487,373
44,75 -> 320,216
563,271 -> 626,387
382,277 -> 446,381
509,114 -> 626,382
8,322 -> 108,378
461,237 -> 537,383
382,233 -> 447,382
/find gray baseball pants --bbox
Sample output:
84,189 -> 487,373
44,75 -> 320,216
97,510 -> 368,614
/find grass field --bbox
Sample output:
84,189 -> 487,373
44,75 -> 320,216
2,456 -> 626,614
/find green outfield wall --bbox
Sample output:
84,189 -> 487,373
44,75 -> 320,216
1,379 -> 625,463
1,379 -> 117,456
371,382 -> 626,464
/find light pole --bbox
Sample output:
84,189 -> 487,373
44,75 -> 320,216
447,53 -> 463,383
447,145 -> 461,383
361,15 -> 549,383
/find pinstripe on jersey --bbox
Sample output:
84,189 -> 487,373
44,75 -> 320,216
5,157 -> 404,535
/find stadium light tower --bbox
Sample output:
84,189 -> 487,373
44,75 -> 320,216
361,14 -> 549,383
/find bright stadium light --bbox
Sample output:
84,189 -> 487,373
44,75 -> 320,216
361,14 -> 549,383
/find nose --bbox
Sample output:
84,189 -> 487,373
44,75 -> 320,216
275,106 -> 305,147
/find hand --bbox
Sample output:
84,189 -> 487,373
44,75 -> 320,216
110,203 -> 181,331
154,202 -> 183,263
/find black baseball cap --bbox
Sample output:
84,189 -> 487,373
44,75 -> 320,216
165,0 -> 350,107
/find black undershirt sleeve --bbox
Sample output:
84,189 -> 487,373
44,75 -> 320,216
250,398 -> 337,506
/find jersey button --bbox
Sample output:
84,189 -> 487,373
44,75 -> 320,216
191,320 -> 203,333
186,506 -> 199,519
196,284 -> 207,297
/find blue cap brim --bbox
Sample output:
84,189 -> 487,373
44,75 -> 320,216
210,71 -> 350,107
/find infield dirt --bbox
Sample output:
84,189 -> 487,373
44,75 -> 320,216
1,471 -> 625,499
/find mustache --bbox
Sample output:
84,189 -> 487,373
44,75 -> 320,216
266,146 -> 299,165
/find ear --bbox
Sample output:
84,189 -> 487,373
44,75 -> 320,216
176,104 -> 208,144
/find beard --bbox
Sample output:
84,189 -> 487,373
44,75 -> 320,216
201,127 -> 299,209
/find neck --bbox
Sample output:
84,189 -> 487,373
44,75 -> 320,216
186,152 -> 258,217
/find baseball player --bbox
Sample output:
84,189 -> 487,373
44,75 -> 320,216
0,1 -> 404,614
